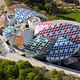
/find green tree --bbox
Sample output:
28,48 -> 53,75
8,77 -> 15,80
34,74 -> 46,80
44,0 -> 52,3
18,70 -> 28,80
33,66 -> 47,75
4,65 -> 19,79
0,60 -> 16,80
0,66 -> 4,79
39,10 -> 46,15
50,69 -> 57,77
0,59 -> 3,64
17,68 -> 33,80
68,74 -> 75,80
27,72 -> 36,80
1,60 -> 15,68
45,1 -> 58,15
17,0 -> 59,15
58,70 -> 65,76
54,76 -> 60,80
33,66 -> 41,74
44,74 -> 51,80
40,66 -> 46,75
17,61 -> 32,70
33,6 -> 40,12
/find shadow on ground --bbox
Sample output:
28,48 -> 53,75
57,15 -> 76,21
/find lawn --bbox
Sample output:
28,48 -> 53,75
54,10 -> 80,23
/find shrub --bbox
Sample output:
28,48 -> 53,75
39,10 -> 46,14
54,76 -> 60,80
0,59 -> 3,63
46,15 -> 54,20
34,74 -> 46,80
40,66 -> 47,75
0,59 -> 79,80
4,65 -> 19,79
33,6 -> 40,12
68,74 -> 75,80
1,60 -> 15,68
58,70 -> 65,76
44,74 -> 51,80
18,69 -> 28,80
17,61 -> 32,70
27,72 -> 36,80
54,74 -> 59,78
50,69 -> 57,77
8,77 -> 16,80
33,66 -> 41,74
0,66 -> 4,79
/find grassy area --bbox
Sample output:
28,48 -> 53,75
54,10 -> 80,23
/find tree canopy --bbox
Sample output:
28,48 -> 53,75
0,59 -> 78,80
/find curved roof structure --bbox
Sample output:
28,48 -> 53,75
34,20 -> 80,35
13,29 -> 24,49
47,37 -> 80,61
15,8 -> 47,23
14,34 -> 24,49
3,26 -> 15,33
35,20 -> 80,26
0,14 -> 7,28
34,20 -> 80,43
3,26 -> 15,41
24,36 -> 52,57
